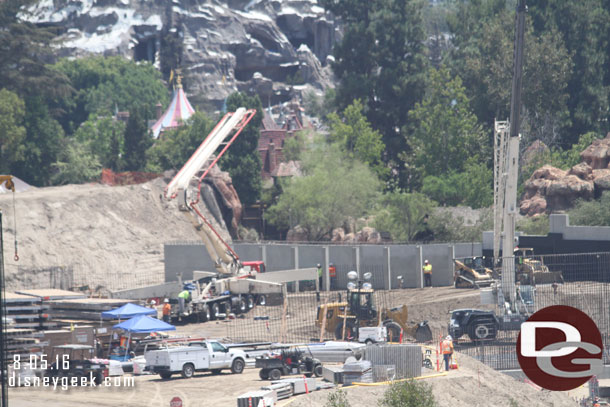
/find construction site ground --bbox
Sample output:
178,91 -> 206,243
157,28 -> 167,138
7,354 -> 583,407
8,286 -> 584,406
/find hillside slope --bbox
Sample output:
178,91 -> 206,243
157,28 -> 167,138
0,178 -> 226,292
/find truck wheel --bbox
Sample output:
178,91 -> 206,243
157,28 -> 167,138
223,301 -> 232,315
269,368 -> 281,381
467,317 -> 497,341
313,364 -> 323,377
211,303 -> 220,320
237,298 -> 247,313
364,339 -> 374,345
247,295 -> 255,309
256,295 -> 265,306
159,371 -> 172,379
181,363 -> 194,379
385,322 -> 402,342
201,305 -> 211,322
259,369 -> 269,380
231,358 -> 245,374
334,321 -> 356,340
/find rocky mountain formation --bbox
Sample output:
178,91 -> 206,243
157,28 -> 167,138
26,0 -> 336,108
521,133 -> 610,216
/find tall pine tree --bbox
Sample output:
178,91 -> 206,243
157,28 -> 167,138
218,92 -> 263,205
123,107 -> 151,171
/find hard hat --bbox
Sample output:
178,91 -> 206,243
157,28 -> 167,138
424,259 -> 429,264
446,335 -> 452,341
151,300 -> 156,305
163,298 -> 169,303
317,263 -> 321,267
329,262 -> 334,266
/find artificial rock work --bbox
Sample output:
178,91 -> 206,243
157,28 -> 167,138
27,0 -> 336,108
520,133 -> 610,216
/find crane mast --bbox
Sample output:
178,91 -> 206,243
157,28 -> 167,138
495,0 -> 526,310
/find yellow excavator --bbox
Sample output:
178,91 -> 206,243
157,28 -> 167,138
454,256 -> 494,289
315,272 -> 432,343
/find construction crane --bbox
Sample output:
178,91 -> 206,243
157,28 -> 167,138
494,0 -> 526,311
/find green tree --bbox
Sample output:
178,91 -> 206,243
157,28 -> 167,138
328,100 -> 387,177
379,379 -> 437,407
568,192 -> 610,226
266,145 -> 380,240
74,115 -> 126,170
11,96 -> 64,186
54,56 -> 168,133
218,92 -> 263,205
282,131 -> 307,162
407,67 -> 488,185
0,0 -> 71,102
529,0 -> 610,143
428,207 -> 493,243
373,191 -> 436,242
51,139 -> 101,185
0,89 -> 26,173
517,214 -> 549,235
123,107 -> 151,171
146,112 -> 213,172
321,0 -> 428,183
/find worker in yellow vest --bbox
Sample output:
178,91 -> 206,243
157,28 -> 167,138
423,259 -> 432,287
441,335 -> 454,371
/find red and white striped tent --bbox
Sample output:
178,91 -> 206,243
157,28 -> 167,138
150,83 -> 195,139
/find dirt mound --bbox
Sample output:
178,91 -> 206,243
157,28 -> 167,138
0,178 -> 228,292
288,353 -> 578,407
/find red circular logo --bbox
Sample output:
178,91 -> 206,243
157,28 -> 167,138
170,397 -> 183,407
517,305 -> 602,391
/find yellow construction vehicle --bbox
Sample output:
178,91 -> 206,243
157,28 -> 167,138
454,256 -> 494,289
315,272 -> 432,343
514,248 -> 563,285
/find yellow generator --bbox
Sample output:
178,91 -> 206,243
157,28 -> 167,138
315,287 -> 432,343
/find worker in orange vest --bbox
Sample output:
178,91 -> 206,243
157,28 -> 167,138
441,335 -> 454,371
329,263 -> 337,290
162,298 -> 172,323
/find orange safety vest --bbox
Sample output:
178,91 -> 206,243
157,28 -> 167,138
441,340 -> 453,354
329,266 -> 336,278
162,303 -> 171,316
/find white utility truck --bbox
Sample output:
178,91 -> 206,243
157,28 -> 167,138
145,340 -> 247,379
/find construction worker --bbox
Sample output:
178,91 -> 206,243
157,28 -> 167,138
329,263 -> 337,290
317,264 -> 323,290
162,298 -> 171,323
178,289 -> 190,315
149,299 -> 158,318
441,335 -> 454,371
423,260 -> 432,287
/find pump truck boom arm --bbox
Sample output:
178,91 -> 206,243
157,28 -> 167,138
165,108 -> 256,276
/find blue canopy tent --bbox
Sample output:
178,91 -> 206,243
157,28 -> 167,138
101,303 -> 156,320
111,315 -> 176,361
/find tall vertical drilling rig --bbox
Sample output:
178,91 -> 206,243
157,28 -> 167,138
494,0 -> 526,312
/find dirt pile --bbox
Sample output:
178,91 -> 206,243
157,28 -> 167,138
288,353 -> 578,407
0,178 -> 228,292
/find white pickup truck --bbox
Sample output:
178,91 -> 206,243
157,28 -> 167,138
145,340 -> 247,379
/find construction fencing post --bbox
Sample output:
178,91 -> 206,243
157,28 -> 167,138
324,246 -> 330,292
384,246 -> 391,290
293,246 -> 299,293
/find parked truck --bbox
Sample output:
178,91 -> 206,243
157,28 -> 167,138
145,340 -> 247,379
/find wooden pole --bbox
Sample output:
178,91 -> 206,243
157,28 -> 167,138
341,304 -> 348,340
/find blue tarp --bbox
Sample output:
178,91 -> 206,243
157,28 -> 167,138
101,303 -> 156,319
112,315 -> 176,333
